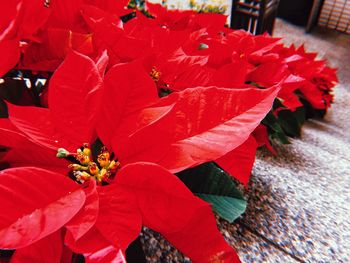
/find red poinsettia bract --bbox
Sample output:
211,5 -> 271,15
0,50 -> 278,262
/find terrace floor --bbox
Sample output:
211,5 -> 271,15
140,19 -> 350,263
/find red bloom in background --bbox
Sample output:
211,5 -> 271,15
0,0 -> 51,76
18,0 -> 97,72
276,44 -> 337,110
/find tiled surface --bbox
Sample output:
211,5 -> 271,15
239,21 -> 350,262
141,20 -> 350,262
142,222 -> 299,263
245,146 -> 350,262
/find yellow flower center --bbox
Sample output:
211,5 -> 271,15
150,66 -> 161,82
57,144 -> 120,185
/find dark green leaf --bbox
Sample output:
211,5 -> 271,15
293,106 -> 306,125
299,97 -> 326,119
196,194 -> 247,223
262,111 -> 290,144
176,162 -> 247,222
278,109 -> 301,137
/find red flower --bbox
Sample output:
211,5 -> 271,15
276,44 -> 337,110
247,61 -> 305,111
0,49 -> 279,262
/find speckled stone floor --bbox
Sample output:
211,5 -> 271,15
140,19 -> 350,263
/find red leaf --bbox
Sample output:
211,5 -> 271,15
170,64 -> 213,90
0,119 -> 67,170
247,61 -> 289,87
7,103 -> 76,152
84,8 -> 148,65
277,89 -> 302,112
84,246 -> 126,263
97,61 -> 158,147
20,29 -> 94,71
66,181 -> 99,241
96,183 -> 142,251
0,1 -> 21,40
146,3 -> 194,29
216,135 -> 258,186
11,231 -> 63,263
61,244 -> 74,263
95,50 -> 109,77
0,167 -> 85,249
156,47 -> 209,86
189,13 -> 228,34
212,60 -> 248,87
253,124 -> 276,155
84,0 -> 131,17
110,162 -> 240,263
46,0 -> 87,33
65,226 -> 111,254
299,81 -> 327,109
0,39 -> 20,77
19,0 -> 51,40
48,51 -> 103,145
117,85 -> 279,172
194,40 -> 233,68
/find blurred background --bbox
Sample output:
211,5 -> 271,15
147,0 -> 350,36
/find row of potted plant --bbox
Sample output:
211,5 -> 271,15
0,1 -> 336,262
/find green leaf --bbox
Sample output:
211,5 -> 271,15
196,194 -> 247,223
299,97 -> 326,119
176,162 -> 247,222
262,111 -> 290,144
293,106 -> 306,125
278,109 -> 301,137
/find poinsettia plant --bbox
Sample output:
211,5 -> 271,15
0,43 -> 278,262
0,0 -> 338,262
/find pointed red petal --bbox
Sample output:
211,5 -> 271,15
97,61 -> 158,147
118,85 -> 279,172
0,1 -> 21,40
0,167 -> 85,249
48,51 -> 104,145
253,124 -> 276,155
20,29 -> 94,72
84,246 -> 126,263
247,61 -> 289,87
66,181 -> 99,241
212,60 -> 248,87
0,119 -> 67,169
83,17 -> 123,66
300,81 -> 327,109
216,135 -> 258,186
95,50 -> 109,77
19,0 -> 51,40
65,226 -> 111,254
190,13 -> 228,33
0,39 -> 20,77
10,231 -> 63,263
46,0 -> 87,33
7,103 -> 75,151
84,0 -> 131,16
95,183 -> 142,251
170,64 -> 213,91
109,162 -> 240,263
